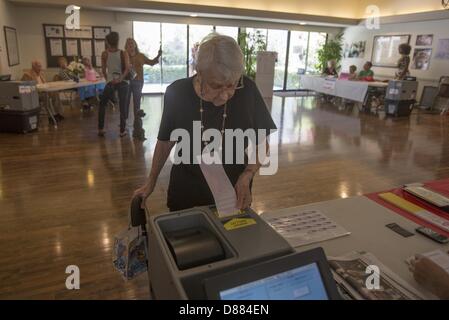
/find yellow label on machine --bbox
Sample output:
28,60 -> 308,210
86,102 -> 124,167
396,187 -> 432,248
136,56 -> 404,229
378,192 -> 424,213
224,218 -> 257,231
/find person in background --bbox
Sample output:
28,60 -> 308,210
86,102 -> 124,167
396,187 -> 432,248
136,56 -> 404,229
410,254 -> 449,299
323,60 -> 338,77
80,57 -> 100,111
57,57 -> 79,82
21,60 -> 64,121
358,61 -> 374,81
395,43 -> 412,80
124,38 -> 162,140
22,60 -> 46,84
189,42 -> 200,76
82,57 -> 99,82
98,31 -> 130,138
348,65 -> 358,80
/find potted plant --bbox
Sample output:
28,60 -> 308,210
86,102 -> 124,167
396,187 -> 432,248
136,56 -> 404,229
238,30 -> 267,80
315,32 -> 343,74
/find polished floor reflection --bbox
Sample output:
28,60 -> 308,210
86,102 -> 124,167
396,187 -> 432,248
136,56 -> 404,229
1,95 -> 449,299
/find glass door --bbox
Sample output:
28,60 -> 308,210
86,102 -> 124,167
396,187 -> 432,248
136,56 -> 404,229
267,29 -> 288,90
286,31 -> 309,90
133,21 -> 161,93
188,25 -> 214,76
161,23 -> 187,90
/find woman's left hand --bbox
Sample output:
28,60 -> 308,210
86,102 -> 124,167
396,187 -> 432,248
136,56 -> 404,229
235,171 -> 253,210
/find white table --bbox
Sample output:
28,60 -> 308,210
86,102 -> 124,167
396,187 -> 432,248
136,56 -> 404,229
37,79 -> 106,127
263,196 -> 449,299
300,75 -> 387,103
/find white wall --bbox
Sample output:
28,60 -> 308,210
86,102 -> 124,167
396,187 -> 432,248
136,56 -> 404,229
341,19 -> 449,99
14,6 -> 132,80
0,0 -> 22,79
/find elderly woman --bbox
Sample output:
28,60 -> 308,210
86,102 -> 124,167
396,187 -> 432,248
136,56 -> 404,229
22,60 -> 64,121
134,34 -> 276,212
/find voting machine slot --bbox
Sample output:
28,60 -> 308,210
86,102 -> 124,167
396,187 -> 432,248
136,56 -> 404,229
156,212 -> 235,271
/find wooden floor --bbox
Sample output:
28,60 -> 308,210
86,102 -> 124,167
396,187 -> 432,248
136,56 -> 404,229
1,95 -> 449,299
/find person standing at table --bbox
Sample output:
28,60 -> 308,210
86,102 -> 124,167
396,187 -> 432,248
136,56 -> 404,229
98,32 -> 130,138
395,43 -> 412,80
124,38 -> 162,140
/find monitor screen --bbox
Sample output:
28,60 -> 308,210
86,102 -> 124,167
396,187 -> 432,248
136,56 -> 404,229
219,262 -> 329,300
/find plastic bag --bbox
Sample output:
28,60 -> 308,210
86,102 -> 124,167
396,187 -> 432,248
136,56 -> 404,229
112,226 -> 148,280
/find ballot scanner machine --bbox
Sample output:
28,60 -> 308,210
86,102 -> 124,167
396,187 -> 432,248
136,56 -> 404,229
0,81 -> 40,133
145,205 -> 341,300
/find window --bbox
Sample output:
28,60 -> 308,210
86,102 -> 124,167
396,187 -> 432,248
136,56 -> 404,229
188,25 -> 214,76
267,29 -> 288,90
133,21 -> 327,93
286,31 -> 309,90
215,26 -> 239,40
306,32 -> 327,74
161,23 -> 187,88
133,21 -> 161,93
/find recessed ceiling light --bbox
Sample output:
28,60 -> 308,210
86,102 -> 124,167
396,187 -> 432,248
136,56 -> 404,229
190,14 -> 198,17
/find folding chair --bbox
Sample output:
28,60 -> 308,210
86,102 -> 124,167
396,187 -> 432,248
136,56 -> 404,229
436,76 -> 449,115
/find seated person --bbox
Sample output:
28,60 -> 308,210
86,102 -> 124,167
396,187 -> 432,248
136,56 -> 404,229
21,60 -> 64,121
57,57 -> 79,81
79,57 -> 101,111
82,57 -> 99,81
348,65 -> 358,80
358,61 -> 374,81
323,60 -> 338,77
22,60 -> 46,84
410,253 -> 449,299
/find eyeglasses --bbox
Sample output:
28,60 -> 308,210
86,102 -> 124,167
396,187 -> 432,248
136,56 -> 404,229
202,75 -> 245,96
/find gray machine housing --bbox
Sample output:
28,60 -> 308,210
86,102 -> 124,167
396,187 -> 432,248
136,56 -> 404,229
0,81 -> 39,111
385,80 -> 418,101
147,206 -> 294,300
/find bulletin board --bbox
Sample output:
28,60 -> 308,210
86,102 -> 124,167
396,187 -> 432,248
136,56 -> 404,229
43,24 -> 111,68
371,34 -> 411,68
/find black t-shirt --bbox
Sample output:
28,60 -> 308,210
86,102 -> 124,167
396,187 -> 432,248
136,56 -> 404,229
158,75 -> 277,211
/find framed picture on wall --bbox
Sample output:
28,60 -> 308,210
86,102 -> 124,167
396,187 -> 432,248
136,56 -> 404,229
416,34 -> 433,46
3,26 -> 20,67
371,34 -> 411,68
412,48 -> 432,70
44,25 -> 64,38
93,26 -> 111,39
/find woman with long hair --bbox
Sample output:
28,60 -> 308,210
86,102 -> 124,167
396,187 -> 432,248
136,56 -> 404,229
125,38 -> 162,140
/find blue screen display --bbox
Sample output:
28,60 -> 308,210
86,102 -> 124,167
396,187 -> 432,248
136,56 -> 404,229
219,263 -> 328,300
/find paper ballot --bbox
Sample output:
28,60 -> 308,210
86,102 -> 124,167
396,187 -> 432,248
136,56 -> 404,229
198,156 -> 240,218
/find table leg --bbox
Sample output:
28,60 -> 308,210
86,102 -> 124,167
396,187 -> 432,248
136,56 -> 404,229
47,92 -> 58,128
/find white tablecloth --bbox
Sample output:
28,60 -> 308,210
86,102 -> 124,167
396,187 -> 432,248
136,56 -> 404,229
300,75 -> 387,103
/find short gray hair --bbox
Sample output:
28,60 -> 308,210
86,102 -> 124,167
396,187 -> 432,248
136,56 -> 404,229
196,33 -> 244,83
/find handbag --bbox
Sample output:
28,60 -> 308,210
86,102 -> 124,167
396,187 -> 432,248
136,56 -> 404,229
112,225 -> 148,280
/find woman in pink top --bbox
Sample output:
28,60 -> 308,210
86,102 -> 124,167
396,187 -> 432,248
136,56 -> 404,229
82,57 -> 98,81
81,57 -> 100,110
